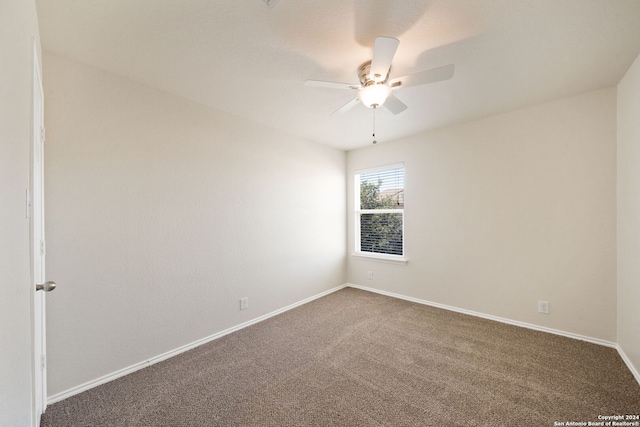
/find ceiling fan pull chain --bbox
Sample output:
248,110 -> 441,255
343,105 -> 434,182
372,108 -> 377,145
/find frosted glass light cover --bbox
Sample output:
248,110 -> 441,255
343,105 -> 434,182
359,84 -> 391,108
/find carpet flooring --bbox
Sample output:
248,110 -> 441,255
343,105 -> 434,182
41,288 -> 640,426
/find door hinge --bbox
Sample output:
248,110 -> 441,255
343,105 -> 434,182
41,354 -> 46,370
40,240 -> 46,256
40,126 -> 46,144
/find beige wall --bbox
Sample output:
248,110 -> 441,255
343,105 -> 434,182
347,88 -> 617,342
43,52 -> 346,396
0,0 -> 41,425
617,53 -> 640,380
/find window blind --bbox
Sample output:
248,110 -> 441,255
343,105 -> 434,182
356,165 -> 404,257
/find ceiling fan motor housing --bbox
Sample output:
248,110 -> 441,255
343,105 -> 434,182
358,60 -> 390,86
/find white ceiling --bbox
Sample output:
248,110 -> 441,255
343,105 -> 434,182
36,0 -> 640,150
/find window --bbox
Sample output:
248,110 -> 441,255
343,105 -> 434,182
355,164 -> 404,259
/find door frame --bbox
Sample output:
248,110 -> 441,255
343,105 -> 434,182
30,37 -> 47,425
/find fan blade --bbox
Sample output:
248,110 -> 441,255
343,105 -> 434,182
331,98 -> 360,115
305,80 -> 360,90
383,93 -> 408,115
370,36 -> 400,82
389,64 -> 454,89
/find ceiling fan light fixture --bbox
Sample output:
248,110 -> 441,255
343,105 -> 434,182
359,83 -> 391,109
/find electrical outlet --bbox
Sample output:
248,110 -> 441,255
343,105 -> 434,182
240,297 -> 249,310
367,271 -> 373,280
538,300 -> 550,314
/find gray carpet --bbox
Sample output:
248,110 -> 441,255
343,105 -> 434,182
41,288 -> 640,426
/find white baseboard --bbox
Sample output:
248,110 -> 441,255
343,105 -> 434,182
47,282 -> 640,404
48,283 -> 348,405
347,283 -> 640,386
347,283 -> 617,347
616,344 -> 640,386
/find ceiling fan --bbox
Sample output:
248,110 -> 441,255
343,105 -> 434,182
305,36 -> 455,115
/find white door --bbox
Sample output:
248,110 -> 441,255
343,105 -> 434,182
31,40 -> 53,425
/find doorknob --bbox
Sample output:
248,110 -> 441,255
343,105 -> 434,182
36,281 -> 56,292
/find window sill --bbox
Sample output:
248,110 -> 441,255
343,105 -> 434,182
352,253 -> 408,265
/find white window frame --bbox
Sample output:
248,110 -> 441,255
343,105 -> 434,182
354,163 -> 407,264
